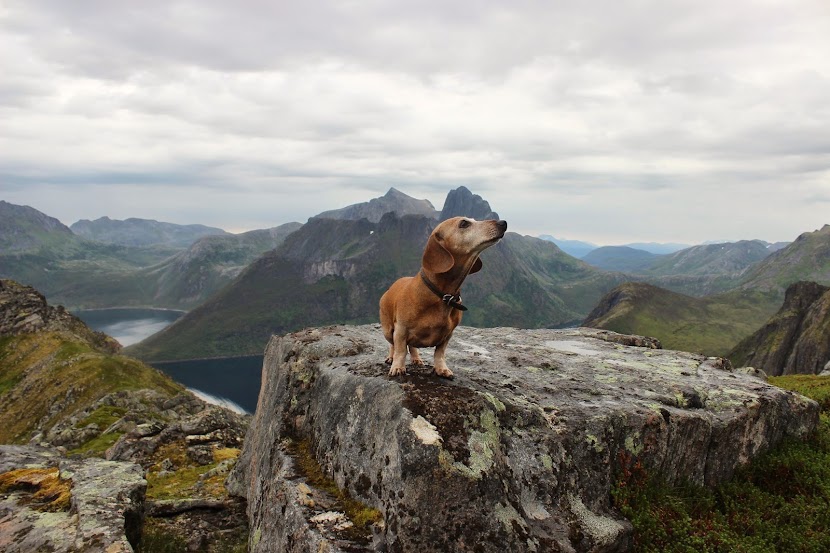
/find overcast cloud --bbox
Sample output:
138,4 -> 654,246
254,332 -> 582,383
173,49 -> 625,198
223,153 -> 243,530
1,0 -> 828,244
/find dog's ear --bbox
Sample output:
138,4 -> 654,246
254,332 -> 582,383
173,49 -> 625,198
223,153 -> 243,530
423,235 -> 455,273
469,257 -> 483,274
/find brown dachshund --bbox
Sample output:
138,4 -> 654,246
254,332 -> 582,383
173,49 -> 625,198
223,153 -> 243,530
379,217 -> 507,378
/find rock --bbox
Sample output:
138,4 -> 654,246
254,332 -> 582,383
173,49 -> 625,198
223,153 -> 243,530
730,281 -> 830,375
0,279 -> 120,353
231,324 -> 819,553
736,367 -> 768,381
0,445 -> 145,552
439,186 -> 500,221
820,361 -> 830,376
187,445 -> 215,465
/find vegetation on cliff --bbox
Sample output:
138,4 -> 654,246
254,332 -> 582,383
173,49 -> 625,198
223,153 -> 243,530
614,374 -> 830,552
582,282 -> 780,356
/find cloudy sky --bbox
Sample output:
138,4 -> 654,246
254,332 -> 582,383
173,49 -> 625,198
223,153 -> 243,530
1,0 -> 828,245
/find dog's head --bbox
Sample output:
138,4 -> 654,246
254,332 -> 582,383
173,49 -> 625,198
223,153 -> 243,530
423,217 -> 508,274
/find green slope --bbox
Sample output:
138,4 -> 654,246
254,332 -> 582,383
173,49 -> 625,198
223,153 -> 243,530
583,282 -> 781,356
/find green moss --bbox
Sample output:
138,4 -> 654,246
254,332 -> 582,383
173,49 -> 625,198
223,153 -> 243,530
75,405 -> 128,429
286,439 -> 382,540
139,519 -> 190,553
70,431 -> 123,456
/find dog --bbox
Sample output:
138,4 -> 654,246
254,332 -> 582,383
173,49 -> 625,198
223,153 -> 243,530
379,217 -> 507,378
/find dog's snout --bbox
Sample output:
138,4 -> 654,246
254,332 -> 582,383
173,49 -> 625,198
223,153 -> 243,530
497,220 -> 507,233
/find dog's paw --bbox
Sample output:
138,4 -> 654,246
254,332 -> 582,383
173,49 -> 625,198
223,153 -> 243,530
434,367 -> 454,379
388,365 -> 407,377
384,356 -> 393,365
410,358 -> 425,368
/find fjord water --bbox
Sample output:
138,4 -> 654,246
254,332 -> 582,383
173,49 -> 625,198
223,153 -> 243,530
73,308 -> 185,346
74,308 -> 262,413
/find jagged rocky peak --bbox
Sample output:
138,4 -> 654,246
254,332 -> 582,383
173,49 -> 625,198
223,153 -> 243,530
730,280 -> 830,375
439,185 -> 500,221
312,187 -> 438,223
229,324 -> 817,552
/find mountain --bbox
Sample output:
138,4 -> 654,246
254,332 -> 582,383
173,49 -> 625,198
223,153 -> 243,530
312,187 -> 438,222
738,225 -> 830,295
71,216 -> 229,247
538,235 -> 598,258
0,200 -> 75,252
582,246 -> 659,272
0,279 -> 249,550
0,202 -> 182,307
645,240 -> 772,278
128,192 -> 623,361
0,200 -> 302,310
0,279 -> 179,443
439,185 -> 499,221
729,281 -> 830,375
582,282 -> 780,356
622,242 -> 691,254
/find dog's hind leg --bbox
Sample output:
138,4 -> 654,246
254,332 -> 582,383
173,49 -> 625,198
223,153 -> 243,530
408,346 -> 424,367
385,343 -> 394,365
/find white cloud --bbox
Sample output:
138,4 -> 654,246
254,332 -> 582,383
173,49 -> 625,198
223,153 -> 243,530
1,0 -> 829,243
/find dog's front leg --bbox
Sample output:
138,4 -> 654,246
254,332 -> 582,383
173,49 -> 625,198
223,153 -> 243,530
388,326 -> 408,377
433,339 -> 454,379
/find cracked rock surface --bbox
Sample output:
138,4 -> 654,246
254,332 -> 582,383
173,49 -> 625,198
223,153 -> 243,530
0,445 -> 145,553
230,325 -> 819,552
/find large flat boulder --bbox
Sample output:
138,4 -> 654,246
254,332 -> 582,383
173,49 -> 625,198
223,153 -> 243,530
230,325 -> 818,552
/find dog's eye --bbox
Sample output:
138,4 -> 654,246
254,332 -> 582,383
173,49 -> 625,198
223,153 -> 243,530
458,220 -> 470,229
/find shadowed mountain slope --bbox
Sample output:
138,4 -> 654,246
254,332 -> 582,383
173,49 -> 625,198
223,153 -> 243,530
730,281 -> 830,375
128,211 -> 623,361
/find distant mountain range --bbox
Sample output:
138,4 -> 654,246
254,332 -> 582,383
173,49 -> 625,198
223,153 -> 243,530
70,216 -> 228,247
582,225 -> 830,357
127,188 -> 624,360
0,200 -> 300,309
539,236 -> 694,257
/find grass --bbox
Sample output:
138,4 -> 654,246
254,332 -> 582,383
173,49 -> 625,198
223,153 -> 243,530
588,284 -> 781,357
613,375 -> 830,552
0,467 -> 72,512
0,332 -> 183,444
70,431 -> 124,456
144,442 -> 241,501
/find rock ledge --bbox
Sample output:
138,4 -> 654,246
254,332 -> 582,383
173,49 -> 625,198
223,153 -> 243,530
231,325 -> 818,552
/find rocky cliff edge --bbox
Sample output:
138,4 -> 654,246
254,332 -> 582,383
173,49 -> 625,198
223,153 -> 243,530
229,325 -> 818,553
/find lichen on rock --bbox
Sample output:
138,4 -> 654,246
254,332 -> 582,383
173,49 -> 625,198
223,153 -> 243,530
231,324 -> 819,552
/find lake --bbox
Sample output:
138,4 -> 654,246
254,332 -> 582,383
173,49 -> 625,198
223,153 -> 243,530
73,308 -> 184,346
73,308 -> 262,413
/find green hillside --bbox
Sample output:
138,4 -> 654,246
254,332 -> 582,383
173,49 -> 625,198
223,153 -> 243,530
583,282 -> 781,356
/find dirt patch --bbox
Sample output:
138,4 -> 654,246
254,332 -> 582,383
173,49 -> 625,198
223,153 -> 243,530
399,373 -> 484,464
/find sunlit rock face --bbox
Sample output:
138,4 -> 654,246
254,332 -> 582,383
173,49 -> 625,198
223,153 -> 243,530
230,325 -> 818,552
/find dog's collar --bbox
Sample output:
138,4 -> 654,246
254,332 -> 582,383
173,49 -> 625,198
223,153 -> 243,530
419,270 -> 468,311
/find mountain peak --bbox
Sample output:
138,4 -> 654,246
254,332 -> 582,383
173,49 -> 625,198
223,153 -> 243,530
439,187 -> 500,221
312,189 -> 438,223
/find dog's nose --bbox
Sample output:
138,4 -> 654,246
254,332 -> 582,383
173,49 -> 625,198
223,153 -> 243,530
497,220 -> 507,232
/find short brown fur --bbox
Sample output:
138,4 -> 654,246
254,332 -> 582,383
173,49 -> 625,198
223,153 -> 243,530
379,217 -> 507,378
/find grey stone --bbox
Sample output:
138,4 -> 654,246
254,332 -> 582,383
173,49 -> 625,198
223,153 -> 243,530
231,324 -> 819,553
0,445 -> 145,553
